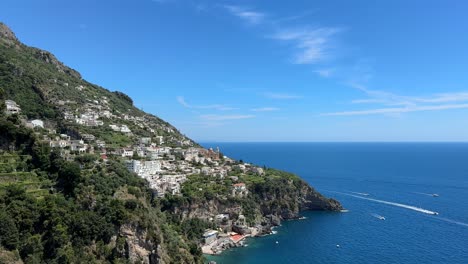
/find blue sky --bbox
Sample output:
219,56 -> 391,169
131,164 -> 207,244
2,0 -> 468,141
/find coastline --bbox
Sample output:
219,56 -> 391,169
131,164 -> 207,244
202,214 -> 312,258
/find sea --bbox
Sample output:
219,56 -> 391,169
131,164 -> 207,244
201,143 -> 468,264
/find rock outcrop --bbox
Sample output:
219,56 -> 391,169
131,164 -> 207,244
33,49 -> 82,79
0,22 -> 18,43
119,225 -> 164,264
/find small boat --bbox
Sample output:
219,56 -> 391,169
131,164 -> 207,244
275,241 -> 279,244
431,212 -> 439,215
378,216 -> 386,220
336,244 -> 340,248
432,194 -> 439,197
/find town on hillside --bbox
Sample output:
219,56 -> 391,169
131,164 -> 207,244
4,98 -> 269,254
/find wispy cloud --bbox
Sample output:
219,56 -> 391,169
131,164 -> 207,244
264,92 -> 303,100
272,27 -> 341,64
350,84 -> 468,106
322,103 -> 468,116
323,83 -> 468,116
224,5 -> 266,25
200,114 -> 255,121
251,107 -> 280,112
177,96 -> 237,111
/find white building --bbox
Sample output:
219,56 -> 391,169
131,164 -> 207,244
120,125 -> 131,133
5,100 -> 21,115
109,124 -> 120,131
126,160 -> 161,175
95,140 -> 106,148
30,119 -> 44,128
81,134 -> 95,141
139,137 -> 152,145
49,140 -> 69,148
120,148 -> 134,157
71,143 -> 88,153
155,136 -> 164,145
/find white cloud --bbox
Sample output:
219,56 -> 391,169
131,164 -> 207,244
350,86 -> 468,107
264,92 -> 302,99
273,27 -> 340,64
224,5 -> 266,25
177,96 -> 237,111
323,83 -> 468,116
322,103 -> 468,116
200,114 -> 255,121
251,107 -> 280,112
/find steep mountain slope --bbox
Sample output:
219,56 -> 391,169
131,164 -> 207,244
0,22 -> 341,264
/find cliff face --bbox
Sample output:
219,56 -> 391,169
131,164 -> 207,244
0,22 -> 342,263
164,174 -> 342,233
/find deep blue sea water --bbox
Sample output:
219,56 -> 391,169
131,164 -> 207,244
201,143 -> 468,264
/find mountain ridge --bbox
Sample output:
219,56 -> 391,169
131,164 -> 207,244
0,22 -> 342,264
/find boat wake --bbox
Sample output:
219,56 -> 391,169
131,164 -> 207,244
371,213 -> 386,220
414,192 -> 439,197
431,216 -> 468,228
328,191 -> 439,215
413,192 -> 432,196
350,191 -> 370,196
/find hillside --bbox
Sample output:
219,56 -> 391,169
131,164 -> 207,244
0,22 -> 342,264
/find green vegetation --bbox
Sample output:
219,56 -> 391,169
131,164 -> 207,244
0,22 -> 340,263
0,117 -> 204,263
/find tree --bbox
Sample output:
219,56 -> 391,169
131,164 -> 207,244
57,161 -> 81,196
0,212 -> 19,250
20,234 -> 44,262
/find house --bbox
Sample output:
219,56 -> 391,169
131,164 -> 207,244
109,124 -> 120,131
95,140 -> 106,148
233,164 -> 247,173
233,183 -> 246,191
139,137 -> 152,145
71,139 -> 84,145
30,119 -> 44,128
49,140 -> 69,148
70,139 -> 86,153
232,183 -> 248,197
126,160 -> 141,173
120,148 -> 134,158
203,230 -> 219,245
5,100 -> 21,115
81,134 -> 95,142
120,125 -> 131,133
100,154 -> 108,161
215,214 -> 230,223
251,167 -> 265,175
126,160 -> 162,175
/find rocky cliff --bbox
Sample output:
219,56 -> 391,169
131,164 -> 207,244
0,22 -> 342,264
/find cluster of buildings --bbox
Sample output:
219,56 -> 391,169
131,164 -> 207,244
3,97 -> 265,200
4,98 -> 273,255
